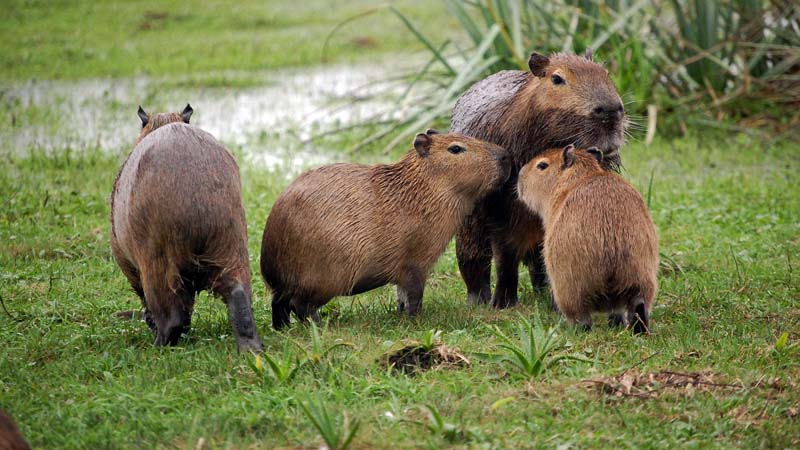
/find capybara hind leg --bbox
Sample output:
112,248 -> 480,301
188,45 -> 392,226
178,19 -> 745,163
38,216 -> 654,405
523,246 -> 548,289
397,267 -> 425,317
456,210 -> 492,305
215,278 -> 263,352
492,244 -> 519,309
629,295 -> 650,335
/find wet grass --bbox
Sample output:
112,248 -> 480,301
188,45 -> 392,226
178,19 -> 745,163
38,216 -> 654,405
1,132 -> 798,449
0,0 -> 452,81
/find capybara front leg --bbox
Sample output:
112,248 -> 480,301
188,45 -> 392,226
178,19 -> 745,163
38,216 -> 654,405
272,291 -> 292,330
492,244 -> 520,309
398,268 -> 425,317
456,207 -> 492,305
222,282 -> 264,353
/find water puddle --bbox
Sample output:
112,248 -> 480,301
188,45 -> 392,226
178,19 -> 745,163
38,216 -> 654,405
1,62 -> 406,174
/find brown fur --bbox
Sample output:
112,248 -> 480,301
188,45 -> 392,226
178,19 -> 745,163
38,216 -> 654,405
261,131 -> 510,329
110,106 -> 262,351
0,410 -> 28,450
517,146 -> 658,333
450,51 -> 627,308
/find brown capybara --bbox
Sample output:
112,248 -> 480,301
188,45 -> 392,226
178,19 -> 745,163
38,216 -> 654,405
450,51 -> 627,308
261,130 -> 511,329
0,410 -> 29,450
517,145 -> 658,333
110,105 -> 263,352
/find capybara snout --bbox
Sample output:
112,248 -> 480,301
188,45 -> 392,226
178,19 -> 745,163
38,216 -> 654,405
111,105 -> 263,352
261,130 -> 509,329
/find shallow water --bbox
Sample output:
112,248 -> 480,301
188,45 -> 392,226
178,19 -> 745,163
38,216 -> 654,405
2,62 -> 402,173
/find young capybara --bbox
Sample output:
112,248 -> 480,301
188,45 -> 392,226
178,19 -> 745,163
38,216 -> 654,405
517,145 -> 658,333
0,410 -> 29,450
261,130 -> 511,329
110,105 -> 263,352
450,51 -> 628,308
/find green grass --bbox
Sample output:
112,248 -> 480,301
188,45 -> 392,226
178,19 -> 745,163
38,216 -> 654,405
0,0 -> 452,81
1,133 -> 798,449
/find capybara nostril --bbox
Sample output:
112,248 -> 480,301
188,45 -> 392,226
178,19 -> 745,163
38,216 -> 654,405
592,102 -> 624,120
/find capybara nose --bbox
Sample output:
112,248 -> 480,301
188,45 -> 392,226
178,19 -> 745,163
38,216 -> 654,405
591,102 -> 624,121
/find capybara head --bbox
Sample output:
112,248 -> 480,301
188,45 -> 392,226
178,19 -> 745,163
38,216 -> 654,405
412,129 -> 511,198
517,144 -> 604,216
519,51 -> 626,163
136,104 -> 193,142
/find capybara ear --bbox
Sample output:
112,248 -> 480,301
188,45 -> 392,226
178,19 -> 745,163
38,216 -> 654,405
413,133 -> 432,157
137,106 -> 149,128
562,144 -> 576,168
586,146 -> 603,164
528,52 -> 550,77
584,48 -> 593,61
181,104 -> 193,123
425,129 -> 440,136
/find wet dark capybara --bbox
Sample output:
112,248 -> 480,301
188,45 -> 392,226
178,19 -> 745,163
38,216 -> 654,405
517,145 -> 658,333
0,410 -> 29,450
450,51 -> 628,308
261,130 -> 511,329
110,104 -> 263,352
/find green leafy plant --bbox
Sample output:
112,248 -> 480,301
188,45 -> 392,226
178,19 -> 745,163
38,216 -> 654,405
417,404 -> 472,443
481,315 -> 590,378
299,321 -> 355,365
298,395 -> 360,450
247,343 -> 306,384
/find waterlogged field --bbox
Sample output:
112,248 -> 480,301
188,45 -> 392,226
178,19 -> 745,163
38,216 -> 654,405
1,1 -> 799,449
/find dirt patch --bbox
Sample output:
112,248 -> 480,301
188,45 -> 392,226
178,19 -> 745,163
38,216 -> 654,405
380,343 -> 470,376
586,370 -> 744,399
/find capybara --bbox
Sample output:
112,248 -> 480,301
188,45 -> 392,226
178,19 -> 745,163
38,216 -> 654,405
110,105 -> 263,352
0,410 -> 29,450
261,130 -> 510,329
450,51 -> 627,308
517,145 -> 658,333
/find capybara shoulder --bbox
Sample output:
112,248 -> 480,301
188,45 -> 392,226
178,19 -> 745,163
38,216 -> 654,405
518,145 -> 658,333
261,130 -> 510,328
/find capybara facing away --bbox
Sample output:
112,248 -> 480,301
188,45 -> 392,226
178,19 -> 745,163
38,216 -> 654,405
111,105 -> 263,352
517,145 -> 658,333
0,410 -> 28,450
261,130 -> 510,329
450,51 -> 627,308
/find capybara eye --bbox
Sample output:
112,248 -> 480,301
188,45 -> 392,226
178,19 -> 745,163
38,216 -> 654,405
448,145 -> 466,154
551,74 -> 565,85
536,161 -> 549,170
